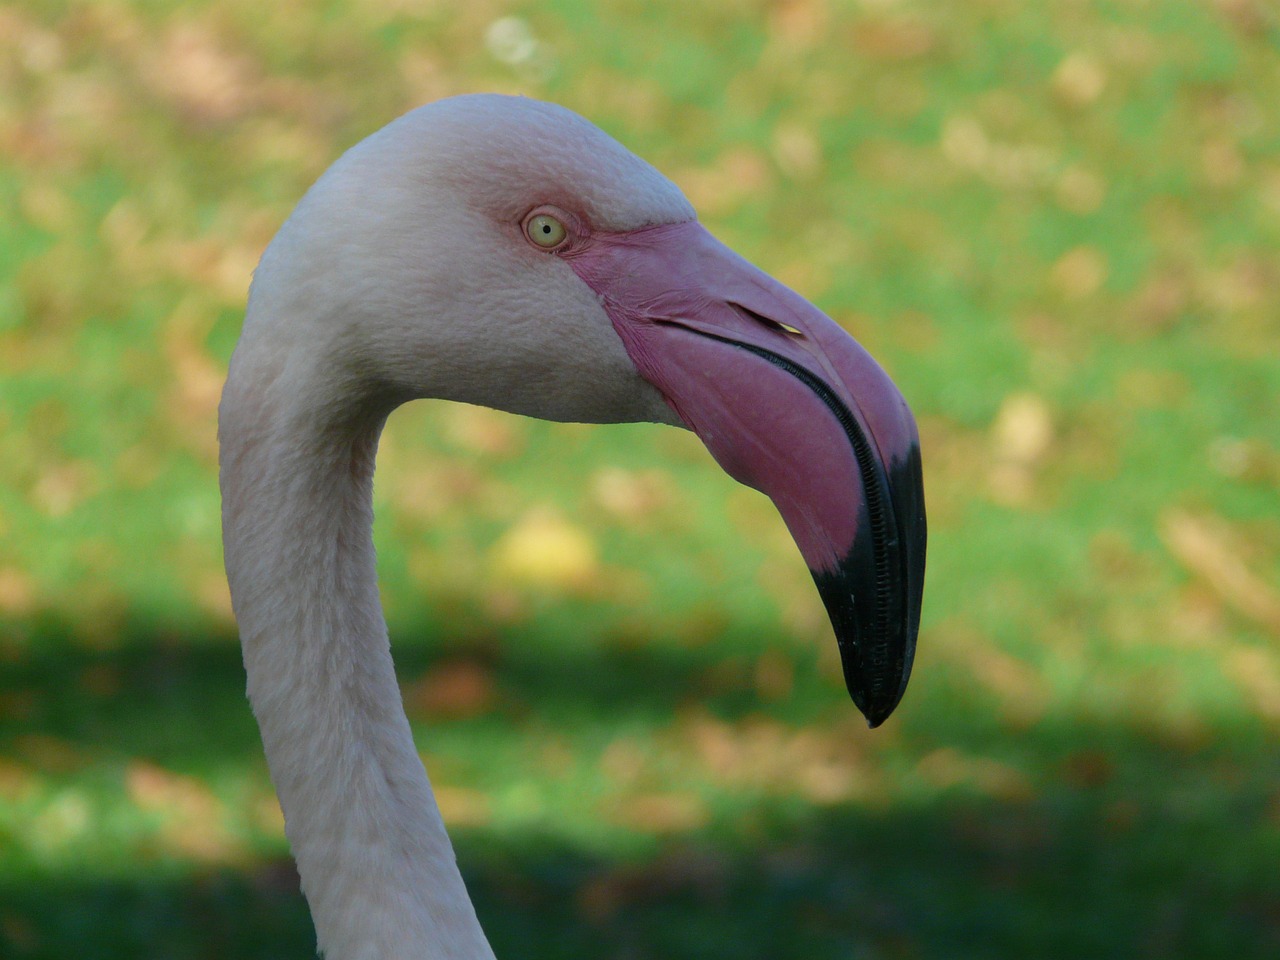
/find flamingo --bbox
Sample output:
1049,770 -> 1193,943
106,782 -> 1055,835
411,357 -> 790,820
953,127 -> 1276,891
219,94 -> 926,960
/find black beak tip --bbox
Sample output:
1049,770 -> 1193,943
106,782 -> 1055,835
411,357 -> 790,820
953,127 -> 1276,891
847,675 -> 904,729
809,431 -> 926,730
839,655 -> 911,727
812,557 -> 919,731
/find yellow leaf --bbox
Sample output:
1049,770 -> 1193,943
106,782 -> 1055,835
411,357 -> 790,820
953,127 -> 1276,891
490,508 -> 599,591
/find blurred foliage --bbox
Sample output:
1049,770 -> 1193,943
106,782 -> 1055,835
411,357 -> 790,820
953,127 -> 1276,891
1,0 -> 1279,957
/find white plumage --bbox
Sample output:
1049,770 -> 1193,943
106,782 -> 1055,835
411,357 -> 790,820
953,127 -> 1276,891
220,93 -> 926,960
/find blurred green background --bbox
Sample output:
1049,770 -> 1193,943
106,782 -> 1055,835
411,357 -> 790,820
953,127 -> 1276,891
2,0 -> 1278,957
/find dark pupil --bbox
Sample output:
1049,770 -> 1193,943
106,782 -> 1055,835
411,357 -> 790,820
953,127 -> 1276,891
541,224 -> 551,234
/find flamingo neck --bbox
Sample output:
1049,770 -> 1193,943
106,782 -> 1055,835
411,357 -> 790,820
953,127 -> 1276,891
219,346 -> 495,960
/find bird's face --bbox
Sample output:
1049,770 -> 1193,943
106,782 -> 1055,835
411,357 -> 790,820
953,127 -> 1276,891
259,95 -> 925,725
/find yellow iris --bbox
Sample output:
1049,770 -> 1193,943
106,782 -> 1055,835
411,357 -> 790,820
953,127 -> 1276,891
526,213 -> 567,248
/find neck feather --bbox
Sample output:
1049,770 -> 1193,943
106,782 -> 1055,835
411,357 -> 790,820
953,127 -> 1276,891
219,343 -> 495,960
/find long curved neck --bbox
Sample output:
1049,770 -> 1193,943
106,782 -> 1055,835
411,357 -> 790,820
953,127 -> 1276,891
219,340 -> 495,960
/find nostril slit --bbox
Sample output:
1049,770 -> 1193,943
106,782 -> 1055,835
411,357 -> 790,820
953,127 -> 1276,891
730,302 -> 805,338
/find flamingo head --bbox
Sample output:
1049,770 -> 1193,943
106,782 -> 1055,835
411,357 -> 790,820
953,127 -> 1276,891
244,94 -> 926,726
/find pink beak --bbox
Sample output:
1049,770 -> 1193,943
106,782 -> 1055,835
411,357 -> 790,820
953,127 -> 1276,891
567,221 -> 927,726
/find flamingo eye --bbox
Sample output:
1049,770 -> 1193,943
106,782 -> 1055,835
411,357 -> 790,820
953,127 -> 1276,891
525,213 -> 568,249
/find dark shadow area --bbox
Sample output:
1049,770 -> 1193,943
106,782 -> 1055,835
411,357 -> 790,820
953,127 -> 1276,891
1,613 -> 1278,959
0,614 -> 258,772
467,793 -> 1280,960
4,788 -> 1279,960
0,608 -> 816,771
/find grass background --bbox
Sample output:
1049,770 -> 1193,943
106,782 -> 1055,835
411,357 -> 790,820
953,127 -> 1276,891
2,0 -> 1279,957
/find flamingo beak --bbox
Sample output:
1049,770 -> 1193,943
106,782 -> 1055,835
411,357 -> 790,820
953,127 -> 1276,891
567,220 -> 926,727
